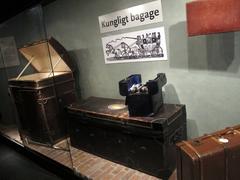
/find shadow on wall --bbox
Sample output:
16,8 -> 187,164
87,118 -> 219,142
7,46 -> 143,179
164,84 -> 180,104
188,31 -> 236,71
187,119 -> 199,139
169,21 -> 239,72
205,33 -> 235,71
164,84 -> 199,139
169,22 -> 189,69
68,49 -> 91,100
68,50 -> 82,100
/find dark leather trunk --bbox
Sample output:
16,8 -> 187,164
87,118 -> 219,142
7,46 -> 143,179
67,96 -> 187,179
176,125 -> 240,180
8,37 -> 77,146
9,72 -> 76,145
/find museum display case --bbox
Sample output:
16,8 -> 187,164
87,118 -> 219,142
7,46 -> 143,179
0,1 -> 188,180
0,53 -> 21,143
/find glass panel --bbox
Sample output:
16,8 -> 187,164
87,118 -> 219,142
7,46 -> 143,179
42,2 -> 165,179
0,50 -> 21,143
0,5 -> 73,170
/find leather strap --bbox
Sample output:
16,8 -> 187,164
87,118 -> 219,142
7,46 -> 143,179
233,129 -> 240,134
182,141 -> 203,180
182,141 -> 202,159
39,101 -> 54,144
211,136 -> 229,180
210,136 -> 220,144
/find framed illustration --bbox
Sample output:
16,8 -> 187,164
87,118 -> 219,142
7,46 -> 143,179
102,27 -> 168,64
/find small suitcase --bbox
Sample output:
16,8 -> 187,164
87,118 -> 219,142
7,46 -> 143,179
176,125 -> 240,180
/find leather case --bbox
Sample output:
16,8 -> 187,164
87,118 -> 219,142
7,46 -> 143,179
177,125 -> 240,180
119,73 -> 167,116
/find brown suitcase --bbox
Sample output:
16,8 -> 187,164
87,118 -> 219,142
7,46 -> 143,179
9,37 -> 77,146
176,126 -> 240,180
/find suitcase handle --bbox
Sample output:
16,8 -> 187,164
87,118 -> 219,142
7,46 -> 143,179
214,128 -> 240,137
189,126 -> 240,143
191,134 -> 212,143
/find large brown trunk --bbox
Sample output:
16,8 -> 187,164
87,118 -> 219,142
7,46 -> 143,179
186,0 -> 240,36
67,96 -> 187,179
8,37 -> 77,146
9,72 -> 76,145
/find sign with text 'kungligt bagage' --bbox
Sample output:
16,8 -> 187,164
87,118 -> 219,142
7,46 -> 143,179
98,0 -> 163,33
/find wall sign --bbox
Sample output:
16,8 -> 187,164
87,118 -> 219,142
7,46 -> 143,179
98,0 -> 163,33
102,27 -> 167,64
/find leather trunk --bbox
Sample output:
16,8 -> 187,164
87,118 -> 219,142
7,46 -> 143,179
67,96 -> 187,179
186,0 -> 240,36
176,125 -> 240,180
8,37 -> 77,146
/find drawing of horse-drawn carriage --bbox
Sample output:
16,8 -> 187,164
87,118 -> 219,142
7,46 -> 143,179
105,31 -> 164,61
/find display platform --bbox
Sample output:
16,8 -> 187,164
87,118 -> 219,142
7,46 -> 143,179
0,126 -> 177,180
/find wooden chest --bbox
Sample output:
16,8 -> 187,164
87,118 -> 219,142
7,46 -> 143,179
67,97 -> 187,179
9,37 -> 76,146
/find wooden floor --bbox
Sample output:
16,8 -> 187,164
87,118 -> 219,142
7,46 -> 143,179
29,140 -> 160,180
0,126 -> 176,180
70,146 -> 162,180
